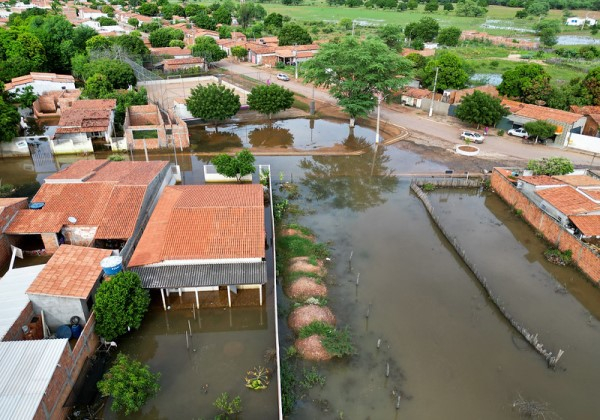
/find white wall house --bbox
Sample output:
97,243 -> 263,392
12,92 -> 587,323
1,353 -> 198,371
5,73 -> 75,96
566,17 -> 597,26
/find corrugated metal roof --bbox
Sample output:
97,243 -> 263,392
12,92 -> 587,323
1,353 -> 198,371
0,265 -> 45,340
130,262 -> 267,289
0,339 -> 68,420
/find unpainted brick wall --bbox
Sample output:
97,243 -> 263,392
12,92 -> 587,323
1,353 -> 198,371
0,199 -> 28,268
492,169 -> 600,282
2,302 -> 34,341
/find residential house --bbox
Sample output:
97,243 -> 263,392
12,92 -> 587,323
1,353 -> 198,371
398,87 -> 433,108
32,89 -> 81,119
4,72 -> 75,96
4,159 -> 171,256
79,7 -> 107,20
162,57 -> 206,73
443,85 -> 499,105
0,198 -> 28,270
275,44 -> 320,66
128,184 -> 267,309
247,42 -> 277,65
571,105 -> 600,137
500,99 -> 587,146
52,99 -> 117,154
124,104 -> 190,150
217,39 -> 248,56
150,47 -> 192,59
566,17 -> 597,26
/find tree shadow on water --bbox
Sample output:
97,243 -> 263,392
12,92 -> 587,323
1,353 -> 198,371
249,126 -> 294,148
299,135 -> 399,211
190,129 -> 243,153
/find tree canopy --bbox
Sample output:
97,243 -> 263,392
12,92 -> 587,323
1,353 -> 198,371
377,24 -> 403,50
278,23 -> 312,46
98,353 -> 160,415
191,36 -> 227,65
421,51 -> 471,91
247,84 -> 295,119
149,27 -> 184,48
303,36 -> 413,125
582,67 -> 600,105
523,120 -> 557,142
186,83 -> 240,129
77,58 -> 136,89
498,63 -> 552,104
455,0 -> 487,17
526,157 -> 573,176
0,97 -> 20,143
405,17 -> 439,43
437,26 -> 462,47
535,19 -> 561,47
93,271 -> 150,341
212,150 -> 256,182
455,91 -> 509,128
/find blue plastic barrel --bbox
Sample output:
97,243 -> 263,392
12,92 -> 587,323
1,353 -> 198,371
71,324 -> 83,339
100,256 -> 123,276
56,325 -> 72,339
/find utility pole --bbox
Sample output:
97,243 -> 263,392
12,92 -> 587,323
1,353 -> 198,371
375,93 -> 382,144
293,49 -> 298,80
352,20 -> 356,36
429,66 -> 439,118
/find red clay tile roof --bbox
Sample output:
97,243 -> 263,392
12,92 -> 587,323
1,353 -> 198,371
46,160 -> 108,181
0,198 -> 28,208
163,57 -> 205,66
502,99 -> 584,125
47,160 -> 168,184
402,87 -> 432,99
552,175 -> 600,187
583,189 -> 600,201
537,186 -> 600,215
95,185 -> 146,239
71,99 -> 117,110
5,210 -> 68,234
129,185 -> 265,266
26,245 -> 111,298
570,215 -> 600,236
519,175 -> 565,186
150,47 -> 192,56
56,108 -> 112,134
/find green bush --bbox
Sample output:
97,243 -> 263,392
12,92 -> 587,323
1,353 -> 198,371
300,366 -> 326,390
298,321 -> 355,358
497,129 -> 505,136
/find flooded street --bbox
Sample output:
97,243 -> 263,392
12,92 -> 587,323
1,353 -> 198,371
2,120 -> 600,418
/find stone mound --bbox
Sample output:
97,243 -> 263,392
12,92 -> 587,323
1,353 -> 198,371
289,256 -> 326,276
295,335 -> 331,361
288,305 -> 336,333
286,277 -> 327,300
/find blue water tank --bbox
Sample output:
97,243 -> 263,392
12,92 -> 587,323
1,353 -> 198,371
71,324 -> 83,339
100,256 -> 123,276
56,325 -> 72,339
29,202 -> 45,210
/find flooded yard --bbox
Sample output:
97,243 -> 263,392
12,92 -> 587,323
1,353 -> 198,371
2,117 -> 600,418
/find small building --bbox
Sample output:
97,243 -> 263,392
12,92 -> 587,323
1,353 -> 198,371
445,85 -> 499,105
275,45 -> 319,66
247,43 -> 276,65
398,87 -> 433,108
32,89 -> 81,119
536,186 -> 600,226
150,47 -> 192,59
569,215 -> 600,244
516,175 -> 566,195
26,245 -> 112,329
5,159 -> 171,255
571,105 -> 600,137
0,198 -> 28,270
52,99 -> 117,154
162,57 -> 206,73
500,99 -> 588,147
4,72 -> 75,96
128,184 -> 267,309
124,104 -> 190,150
566,17 -> 597,26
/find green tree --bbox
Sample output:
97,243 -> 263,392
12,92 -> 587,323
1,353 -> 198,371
247,84 -> 294,119
0,98 -> 20,143
72,25 -> 98,52
303,36 -> 413,126
13,85 -> 38,108
84,73 -> 113,99
212,150 -> 256,182
526,1 -> 549,16
213,5 -> 232,24
93,271 -> 150,341
114,34 -> 150,58
338,17 -> 353,31
214,392 -> 242,417
407,0 -> 418,10
455,91 -> 509,128
424,0 -> 439,12
404,17 -> 439,44
149,27 -> 184,48
82,59 -> 136,89
191,12 -> 217,30
191,36 -> 227,66
97,17 -> 117,26
421,51 -> 470,91
437,26 -> 461,47
583,67 -> 600,105
231,46 -> 248,60
98,353 -> 160,415
377,24 -> 403,50
526,157 -> 573,176
265,12 -> 285,29
498,63 -> 551,104
535,20 -> 560,47
128,17 -> 139,27
546,79 -> 592,110
27,14 -> 74,73
523,120 -> 557,143
237,2 -> 266,28
405,52 -> 429,70
455,0 -> 487,17
278,23 -> 312,46
443,2 -> 454,11
138,2 -> 159,16
86,35 -> 113,53
186,83 -> 240,130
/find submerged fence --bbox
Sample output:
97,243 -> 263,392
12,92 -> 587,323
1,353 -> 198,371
411,182 -> 564,369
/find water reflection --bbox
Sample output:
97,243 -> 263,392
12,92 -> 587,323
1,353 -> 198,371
190,128 -> 243,153
299,136 -> 399,211
249,126 -> 294,148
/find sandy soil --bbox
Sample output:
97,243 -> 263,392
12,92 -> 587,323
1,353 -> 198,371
286,277 -> 328,300
288,305 -> 336,332
288,257 -> 327,276
295,335 -> 332,361
280,228 -> 316,241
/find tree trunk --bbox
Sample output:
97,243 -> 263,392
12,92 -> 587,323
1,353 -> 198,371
349,117 -> 355,128
214,123 -> 219,133
269,112 -> 272,120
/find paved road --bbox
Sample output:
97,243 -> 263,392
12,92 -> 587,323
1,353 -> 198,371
217,59 -> 596,167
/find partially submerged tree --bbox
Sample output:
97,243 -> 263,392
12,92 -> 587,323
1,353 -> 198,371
98,353 -> 160,415
523,120 -> 557,143
212,149 -> 256,182
0,97 -> 20,143
303,36 -> 413,127
526,157 -> 574,176
186,83 -> 240,131
93,271 -> 150,341
247,84 -> 294,119
455,91 -> 509,129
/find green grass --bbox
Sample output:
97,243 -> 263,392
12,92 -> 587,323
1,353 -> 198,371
298,321 -> 355,357
278,235 -> 330,259
286,223 -> 314,237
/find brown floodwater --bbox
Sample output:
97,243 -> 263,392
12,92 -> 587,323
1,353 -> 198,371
2,121 -> 600,419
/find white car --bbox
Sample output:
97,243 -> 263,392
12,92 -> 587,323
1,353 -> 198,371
460,131 -> 484,144
508,127 -> 529,138
276,73 -> 290,81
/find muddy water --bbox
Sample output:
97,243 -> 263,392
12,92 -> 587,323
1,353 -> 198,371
2,130 -> 600,418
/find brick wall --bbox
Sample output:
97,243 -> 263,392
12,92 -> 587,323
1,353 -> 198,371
492,169 -> 600,282
2,301 -> 34,341
62,226 -> 98,247
0,199 -> 28,268
41,233 -> 59,254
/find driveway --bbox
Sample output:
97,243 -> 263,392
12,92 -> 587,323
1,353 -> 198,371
217,60 -> 596,168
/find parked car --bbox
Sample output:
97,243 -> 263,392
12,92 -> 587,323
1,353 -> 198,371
460,131 -> 485,144
508,127 -> 529,138
276,73 -> 290,81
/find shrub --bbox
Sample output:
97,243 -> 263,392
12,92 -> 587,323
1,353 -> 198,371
214,393 -> 242,416
497,129 -> 505,136
544,248 -> 572,266
526,157 -> 574,176
298,321 -> 355,358
300,366 -> 326,390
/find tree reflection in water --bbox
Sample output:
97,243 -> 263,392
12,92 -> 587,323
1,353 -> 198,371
249,125 -> 294,148
191,129 -> 243,153
299,135 -> 399,211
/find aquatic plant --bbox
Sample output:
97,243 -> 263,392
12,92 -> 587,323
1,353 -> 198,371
214,392 -> 242,416
300,366 -> 326,390
244,366 -> 271,390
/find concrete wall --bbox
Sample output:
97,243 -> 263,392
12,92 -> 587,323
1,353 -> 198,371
50,133 -> 94,155
0,198 -> 28,269
567,132 -> 600,154
0,137 -> 31,157
420,98 -> 451,116
62,226 -> 97,247
8,80 -> 75,96
492,169 -> 600,282
27,293 -> 88,330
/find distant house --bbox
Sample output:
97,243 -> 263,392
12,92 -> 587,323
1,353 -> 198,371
52,99 -> 117,154
398,87 -> 433,108
500,99 -> 587,146
128,184 -> 267,309
162,57 -> 206,73
124,104 -> 190,150
150,47 -> 192,59
79,7 -> 107,20
444,85 -> 499,104
275,44 -> 319,66
571,105 -> 600,137
246,43 -> 277,65
5,159 -> 171,256
4,72 -> 75,96
566,17 -> 597,26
